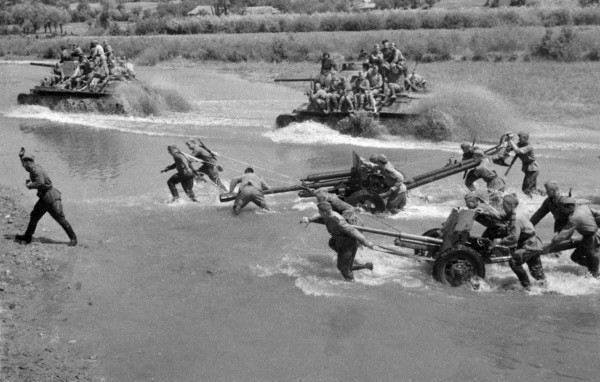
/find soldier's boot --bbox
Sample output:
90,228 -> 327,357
60,222 -> 78,246
340,270 -> 355,282
15,234 -> 32,244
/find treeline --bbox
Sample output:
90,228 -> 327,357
2,25 -> 599,64
133,8 -> 600,36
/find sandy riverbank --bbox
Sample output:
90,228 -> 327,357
0,185 -> 103,381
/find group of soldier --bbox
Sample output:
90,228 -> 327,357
308,40 -> 427,113
42,39 -> 135,92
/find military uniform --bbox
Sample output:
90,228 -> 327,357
308,207 -> 372,281
363,157 -> 407,213
17,155 -> 77,245
471,203 -> 509,239
530,195 -> 570,233
465,157 -> 506,193
229,173 -> 270,214
499,210 -> 545,287
316,56 -> 338,87
554,204 -> 600,277
190,146 -> 226,191
314,190 -> 363,226
513,140 -> 539,196
163,147 -> 196,201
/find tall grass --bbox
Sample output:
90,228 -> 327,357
3,26 -> 600,65
131,7 -> 600,35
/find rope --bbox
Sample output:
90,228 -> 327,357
364,214 -> 402,233
216,152 -> 297,184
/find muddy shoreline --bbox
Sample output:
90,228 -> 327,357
0,185 -> 103,381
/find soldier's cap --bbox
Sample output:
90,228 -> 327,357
517,132 -> 529,140
543,180 -> 560,191
21,153 -> 34,162
376,154 -> 388,164
244,167 -> 254,173
369,154 -> 378,163
314,188 -> 329,197
317,202 -> 332,213
460,142 -> 472,149
167,145 -> 179,153
472,148 -> 485,157
503,194 -> 519,207
464,192 -> 480,202
185,138 -> 196,145
559,196 -> 576,206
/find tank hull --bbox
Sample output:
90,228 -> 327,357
17,83 -> 125,114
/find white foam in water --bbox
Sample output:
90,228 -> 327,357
265,121 -> 461,150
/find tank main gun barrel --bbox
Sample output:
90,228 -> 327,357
274,78 -> 314,82
30,62 -> 55,68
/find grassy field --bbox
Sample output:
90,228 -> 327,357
2,25 -> 599,64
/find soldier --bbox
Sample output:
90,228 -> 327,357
382,63 -> 405,106
530,181 -> 570,233
326,72 -> 342,112
102,39 -> 114,61
464,192 -> 507,240
89,40 -> 106,61
390,42 -> 408,77
59,44 -> 71,63
313,188 -> 363,226
70,43 -> 84,59
460,142 -> 475,161
301,202 -> 374,281
368,44 -> 384,71
366,65 -> 383,111
464,149 -> 505,206
85,55 -> 109,92
49,63 -> 63,86
229,167 -> 271,215
506,132 -> 539,197
15,148 -> 77,246
337,77 -> 355,112
316,52 -> 338,88
351,70 -> 368,110
552,197 -> 600,277
308,83 -> 331,113
494,194 -> 545,289
185,139 -> 227,192
161,145 -> 197,202
361,154 -> 408,214
68,55 -> 93,90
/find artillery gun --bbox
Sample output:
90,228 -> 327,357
220,134 -> 508,212
344,208 -> 580,287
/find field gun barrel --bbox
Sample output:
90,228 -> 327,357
349,225 -> 444,245
30,62 -> 55,68
542,238 -> 581,254
302,170 -> 353,182
407,159 -> 478,190
274,78 -> 314,82
219,178 -> 347,203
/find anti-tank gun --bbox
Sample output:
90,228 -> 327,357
219,134 -> 508,212
331,208 -> 581,287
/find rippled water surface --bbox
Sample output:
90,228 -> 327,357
1,62 -> 600,382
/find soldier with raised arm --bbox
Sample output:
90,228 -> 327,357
530,181 -> 570,233
301,202 -> 374,281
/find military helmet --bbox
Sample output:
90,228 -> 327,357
21,153 -> 34,162
503,194 -> 519,207
543,180 -> 560,191
559,196 -> 576,206
376,154 -> 388,164
464,192 -> 479,202
317,202 -> 332,213
517,132 -> 529,140
460,142 -> 471,149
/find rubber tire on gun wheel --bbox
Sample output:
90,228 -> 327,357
413,228 -> 442,258
432,246 -> 485,287
345,190 -> 386,214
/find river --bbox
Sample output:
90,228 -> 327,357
1,62 -> 599,381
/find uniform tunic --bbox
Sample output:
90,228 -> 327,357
309,212 -> 370,280
229,173 -> 270,212
364,161 -> 407,213
513,142 -> 539,195
530,195 -> 569,232
500,211 -> 545,287
465,158 -> 506,193
191,146 -> 224,190
165,151 -> 195,199
554,205 -> 600,276
22,162 -> 76,241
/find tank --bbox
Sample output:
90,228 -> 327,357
274,64 -> 428,129
17,61 -> 128,114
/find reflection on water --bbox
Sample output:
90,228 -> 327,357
19,121 -> 131,183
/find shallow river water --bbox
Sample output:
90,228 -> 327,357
1,62 -> 600,381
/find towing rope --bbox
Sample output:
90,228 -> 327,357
364,214 -> 402,233
216,152 -> 297,184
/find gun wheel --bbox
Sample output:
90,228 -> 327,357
345,190 -> 386,214
412,228 -> 442,258
433,246 -> 485,287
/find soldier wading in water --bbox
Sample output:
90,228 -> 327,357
15,148 -> 77,246
301,202 -> 374,282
